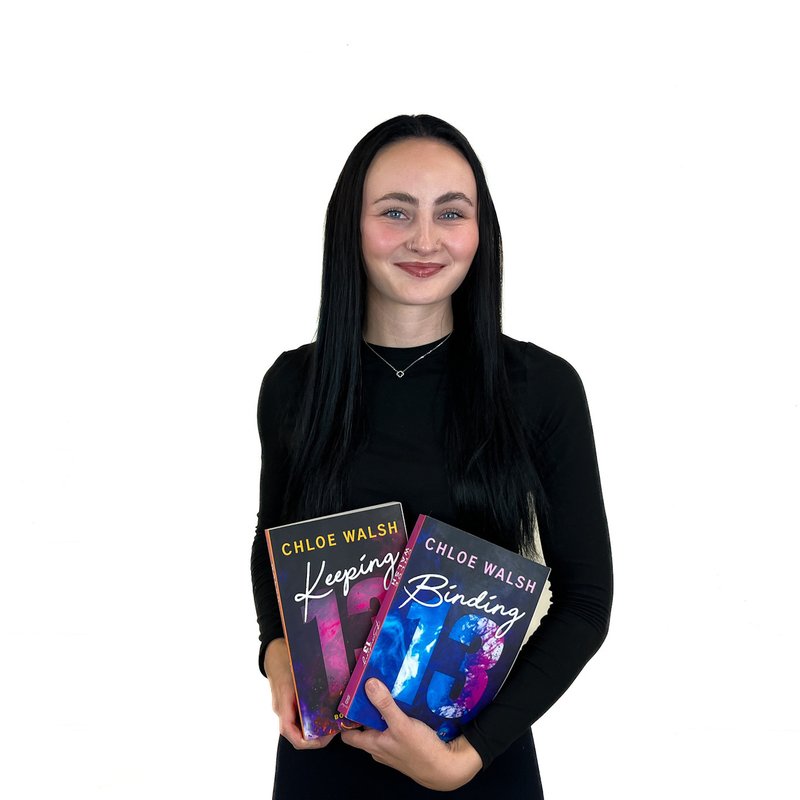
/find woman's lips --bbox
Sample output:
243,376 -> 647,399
394,262 -> 446,278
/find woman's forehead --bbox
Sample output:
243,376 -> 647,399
364,138 -> 477,197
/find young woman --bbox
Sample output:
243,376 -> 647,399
250,115 -> 613,799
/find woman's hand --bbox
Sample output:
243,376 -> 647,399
340,679 -> 483,791
264,638 -> 335,750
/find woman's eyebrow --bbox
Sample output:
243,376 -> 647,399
434,191 -> 474,207
372,191 -> 474,207
372,192 -> 417,206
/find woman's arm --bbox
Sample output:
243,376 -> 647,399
250,348 -> 334,750
461,344 -> 613,767
250,357 -> 292,675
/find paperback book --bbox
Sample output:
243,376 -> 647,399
266,502 -> 407,739
338,515 -> 550,741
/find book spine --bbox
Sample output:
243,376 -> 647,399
338,514 -> 427,715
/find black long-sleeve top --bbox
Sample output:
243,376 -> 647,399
250,335 -> 612,770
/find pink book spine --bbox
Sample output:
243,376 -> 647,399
338,514 -> 428,716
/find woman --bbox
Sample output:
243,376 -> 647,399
251,115 -> 612,798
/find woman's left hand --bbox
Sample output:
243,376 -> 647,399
340,679 -> 483,791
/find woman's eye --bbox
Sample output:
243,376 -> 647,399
383,208 -> 407,220
440,209 -> 463,220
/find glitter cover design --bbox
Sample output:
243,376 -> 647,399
266,503 -> 407,739
339,515 -> 550,740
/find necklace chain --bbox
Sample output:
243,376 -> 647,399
363,332 -> 452,378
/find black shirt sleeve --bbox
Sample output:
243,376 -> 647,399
250,350 -> 301,676
460,342 -> 613,766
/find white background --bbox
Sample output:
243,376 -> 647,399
1,2 -> 798,798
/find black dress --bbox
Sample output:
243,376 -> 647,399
251,335 -> 613,799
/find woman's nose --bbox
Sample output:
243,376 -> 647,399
408,218 -> 439,254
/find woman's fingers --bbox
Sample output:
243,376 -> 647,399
265,638 -> 335,749
363,679 -> 407,730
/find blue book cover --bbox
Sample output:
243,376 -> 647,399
338,515 -> 550,741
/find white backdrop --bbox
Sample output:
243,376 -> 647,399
1,2 -> 798,798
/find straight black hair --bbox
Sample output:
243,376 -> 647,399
284,114 -> 545,554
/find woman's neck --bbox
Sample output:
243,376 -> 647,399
363,299 -> 453,347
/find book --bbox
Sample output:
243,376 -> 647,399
338,514 -> 550,741
265,502 -> 407,739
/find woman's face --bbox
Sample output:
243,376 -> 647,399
360,138 -> 479,317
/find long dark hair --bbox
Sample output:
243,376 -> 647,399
284,114 -> 544,554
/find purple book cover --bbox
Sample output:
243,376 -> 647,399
266,502 -> 407,739
338,515 -> 550,741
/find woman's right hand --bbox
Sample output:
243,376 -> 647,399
264,638 -> 336,749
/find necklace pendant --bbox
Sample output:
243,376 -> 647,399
395,370 -> 405,378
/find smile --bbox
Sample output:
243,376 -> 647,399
394,262 -> 447,278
